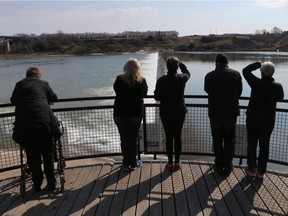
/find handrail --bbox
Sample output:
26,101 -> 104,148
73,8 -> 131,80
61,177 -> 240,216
1,95 -> 288,172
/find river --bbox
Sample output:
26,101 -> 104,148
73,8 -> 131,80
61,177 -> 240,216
1,51 -> 288,105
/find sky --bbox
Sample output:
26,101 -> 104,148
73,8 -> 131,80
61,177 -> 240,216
0,0 -> 288,36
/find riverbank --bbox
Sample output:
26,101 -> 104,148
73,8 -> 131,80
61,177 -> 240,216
2,33 -> 288,56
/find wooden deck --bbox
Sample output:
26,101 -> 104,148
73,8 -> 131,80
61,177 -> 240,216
0,160 -> 288,216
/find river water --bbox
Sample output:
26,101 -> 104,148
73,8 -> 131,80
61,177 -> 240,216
1,51 -> 288,104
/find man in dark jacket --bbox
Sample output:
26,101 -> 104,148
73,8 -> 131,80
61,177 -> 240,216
154,56 -> 190,172
11,66 -> 58,192
204,54 -> 242,177
243,61 -> 284,179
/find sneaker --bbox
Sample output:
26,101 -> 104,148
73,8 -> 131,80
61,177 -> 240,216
130,161 -> 142,171
245,166 -> 256,177
166,163 -> 174,172
174,163 -> 181,171
256,170 -> 264,179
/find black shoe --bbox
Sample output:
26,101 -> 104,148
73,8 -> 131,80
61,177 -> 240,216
33,184 -> 41,192
212,164 -> 224,175
223,165 -> 234,177
46,183 -> 56,191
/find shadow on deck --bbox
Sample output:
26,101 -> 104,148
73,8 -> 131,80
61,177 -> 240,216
0,160 -> 288,216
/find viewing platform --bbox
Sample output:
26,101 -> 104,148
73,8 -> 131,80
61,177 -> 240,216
1,159 -> 287,215
1,96 -> 288,215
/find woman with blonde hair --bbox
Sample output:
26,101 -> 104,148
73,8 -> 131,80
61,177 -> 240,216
113,58 -> 148,171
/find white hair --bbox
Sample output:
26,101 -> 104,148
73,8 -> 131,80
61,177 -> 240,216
260,61 -> 275,77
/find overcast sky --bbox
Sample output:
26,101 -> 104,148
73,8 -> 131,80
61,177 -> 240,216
1,0 -> 287,36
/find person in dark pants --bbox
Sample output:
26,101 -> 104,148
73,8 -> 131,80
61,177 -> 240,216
204,54 -> 242,177
243,61 -> 284,179
113,58 -> 148,172
11,66 -> 58,192
154,56 -> 190,172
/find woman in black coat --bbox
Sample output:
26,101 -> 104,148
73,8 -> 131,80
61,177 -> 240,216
113,58 -> 148,171
11,66 -> 58,192
154,56 -> 190,172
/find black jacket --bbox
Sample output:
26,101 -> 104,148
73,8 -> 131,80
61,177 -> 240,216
113,75 -> 148,118
204,66 -> 242,118
11,77 -> 58,139
242,62 -> 284,123
154,67 -> 190,115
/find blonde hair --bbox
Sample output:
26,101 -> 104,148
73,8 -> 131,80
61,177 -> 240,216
122,58 -> 143,87
26,66 -> 42,78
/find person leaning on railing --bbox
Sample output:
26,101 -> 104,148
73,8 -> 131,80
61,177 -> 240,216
204,53 -> 243,177
243,61 -> 284,179
10,66 -> 58,192
113,58 -> 148,172
154,56 -> 191,172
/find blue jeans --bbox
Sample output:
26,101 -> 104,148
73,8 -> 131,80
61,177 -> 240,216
209,117 -> 237,170
114,116 -> 142,167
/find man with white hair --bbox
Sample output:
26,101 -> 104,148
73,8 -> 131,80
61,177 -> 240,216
242,61 -> 284,179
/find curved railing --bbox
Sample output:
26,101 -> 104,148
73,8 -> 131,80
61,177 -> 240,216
1,95 -> 288,172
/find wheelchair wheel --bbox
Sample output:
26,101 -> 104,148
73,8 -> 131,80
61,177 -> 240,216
60,174 -> 65,191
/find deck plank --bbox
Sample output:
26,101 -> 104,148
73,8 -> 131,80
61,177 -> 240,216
172,164 -> 190,216
249,174 -> 286,216
211,164 -> 244,215
149,161 -> 162,216
161,162 -> 175,216
0,177 -> 23,215
182,162 -> 203,216
54,167 -> 91,216
81,163 -> 111,216
200,163 -> 230,216
234,167 -> 271,216
122,163 -> 141,216
68,165 -> 96,216
266,172 -> 288,215
262,171 -> 288,215
135,161 -> 151,216
107,164 -> 130,216
1,160 -> 288,216
226,166 -> 258,215
96,163 -> 122,216
190,162 -> 216,216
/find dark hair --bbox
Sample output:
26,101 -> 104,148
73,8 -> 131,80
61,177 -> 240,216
26,66 -> 41,78
215,54 -> 228,65
166,56 -> 179,72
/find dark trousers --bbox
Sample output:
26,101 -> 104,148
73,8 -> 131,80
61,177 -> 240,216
246,116 -> 274,174
160,111 -> 186,164
210,117 -> 237,169
22,131 -> 56,187
114,116 -> 142,167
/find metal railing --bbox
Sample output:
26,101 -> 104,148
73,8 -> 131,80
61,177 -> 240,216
1,96 -> 288,172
